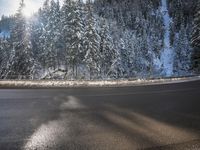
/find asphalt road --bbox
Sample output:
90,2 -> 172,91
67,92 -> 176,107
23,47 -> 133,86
0,80 -> 200,150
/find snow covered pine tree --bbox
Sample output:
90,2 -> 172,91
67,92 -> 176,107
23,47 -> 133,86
192,1 -> 200,72
8,0 -> 35,79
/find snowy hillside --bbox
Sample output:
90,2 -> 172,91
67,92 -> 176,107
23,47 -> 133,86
160,0 -> 174,76
0,0 -> 199,80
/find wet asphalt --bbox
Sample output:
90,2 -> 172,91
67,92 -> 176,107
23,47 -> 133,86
0,80 -> 200,150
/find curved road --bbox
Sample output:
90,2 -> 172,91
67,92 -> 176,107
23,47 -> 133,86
0,80 -> 200,150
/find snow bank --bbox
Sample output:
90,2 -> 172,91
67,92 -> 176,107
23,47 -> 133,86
0,76 -> 199,88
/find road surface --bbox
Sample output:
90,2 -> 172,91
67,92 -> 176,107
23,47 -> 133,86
0,80 -> 200,150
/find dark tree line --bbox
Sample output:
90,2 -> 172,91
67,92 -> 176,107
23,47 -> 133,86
191,0 -> 200,72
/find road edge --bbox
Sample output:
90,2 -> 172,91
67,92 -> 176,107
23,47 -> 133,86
0,76 -> 200,88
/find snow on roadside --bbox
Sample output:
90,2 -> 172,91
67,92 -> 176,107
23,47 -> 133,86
0,76 -> 199,88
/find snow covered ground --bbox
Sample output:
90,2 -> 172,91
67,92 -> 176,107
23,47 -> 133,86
0,76 -> 199,88
160,0 -> 174,76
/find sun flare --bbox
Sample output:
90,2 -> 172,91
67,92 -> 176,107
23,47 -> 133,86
22,0 -> 38,18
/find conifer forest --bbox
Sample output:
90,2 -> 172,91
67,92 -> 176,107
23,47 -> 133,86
0,0 -> 199,80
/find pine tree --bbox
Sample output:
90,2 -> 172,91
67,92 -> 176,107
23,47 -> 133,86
99,18 -> 117,78
54,0 -> 63,67
83,0 -> 101,79
41,0 -> 50,27
120,30 -> 138,78
8,0 -> 35,79
43,0 -> 61,71
119,38 -> 128,77
61,0 -> 73,76
62,0 -> 84,78
191,1 -> 200,71
0,38 -> 10,78
30,9 -> 44,67
38,0 -> 50,68
109,48 -> 123,79
174,25 -> 192,75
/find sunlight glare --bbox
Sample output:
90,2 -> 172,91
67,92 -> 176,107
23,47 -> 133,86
22,0 -> 38,18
